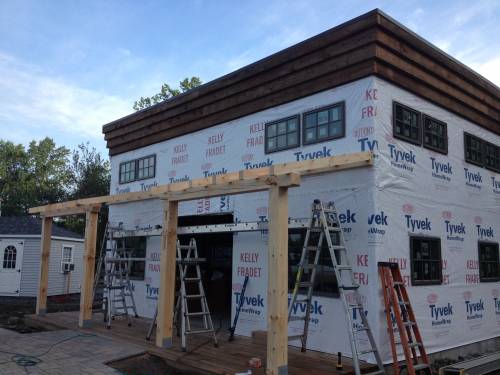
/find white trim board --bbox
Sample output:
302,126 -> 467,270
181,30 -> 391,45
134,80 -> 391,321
0,235 -> 84,242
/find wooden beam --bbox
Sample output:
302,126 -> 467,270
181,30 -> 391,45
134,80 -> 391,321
156,200 -> 178,348
28,152 -> 372,215
40,204 -> 101,218
79,210 -> 99,328
266,184 -> 289,375
36,217 -> 52,315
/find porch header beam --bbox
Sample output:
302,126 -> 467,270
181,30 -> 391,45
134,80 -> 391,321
28,151 -> 373,216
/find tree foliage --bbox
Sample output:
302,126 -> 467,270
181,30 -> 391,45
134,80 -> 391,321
133,76 -> 202,111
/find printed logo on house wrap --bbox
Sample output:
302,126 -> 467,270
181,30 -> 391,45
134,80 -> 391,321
294,146 -> 332,162
367,210 -> 388,236
474,216 -> 494,240
463,291 -> 484,322
464,168 -> 482,190
336,208 -> 356,234
492,289 -> 500,317
443,212 -> 466,242
387,143 -> 416,173
491,176 -> 500,194
201,162 -> 228,177
430,157 -> 452,182
403,204 -> 431,232
427,293 -> 453,329
243,157 -> 273,170
234,292 -> 264,316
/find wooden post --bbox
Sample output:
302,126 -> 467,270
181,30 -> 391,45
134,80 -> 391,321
266,185 -> 289,375
79,210 -> 99,328
36,216 -> 53,315
156,200 -> 179,348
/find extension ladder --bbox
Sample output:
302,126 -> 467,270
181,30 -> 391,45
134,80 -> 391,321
174,238 -> 218,351
93,224 -> 139,328
288,199 -> 385,375
378,262 -> 431,375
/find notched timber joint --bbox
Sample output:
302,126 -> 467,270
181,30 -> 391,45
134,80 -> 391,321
265,173 -> 301,188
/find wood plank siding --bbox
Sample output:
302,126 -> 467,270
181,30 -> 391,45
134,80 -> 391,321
103,9 -> 500,156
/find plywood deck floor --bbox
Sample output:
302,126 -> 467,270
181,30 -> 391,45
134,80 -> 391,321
26,311 -> 377,375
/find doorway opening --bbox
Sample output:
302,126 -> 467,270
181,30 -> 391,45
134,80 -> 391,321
178,213 -> 233,329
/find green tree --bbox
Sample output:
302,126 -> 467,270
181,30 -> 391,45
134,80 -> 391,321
133,76 -> 202,111
0,138 -> 71,216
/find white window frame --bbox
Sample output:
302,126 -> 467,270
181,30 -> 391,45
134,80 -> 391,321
60,244 -> 74,273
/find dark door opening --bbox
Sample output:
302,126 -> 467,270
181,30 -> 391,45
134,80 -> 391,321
178,213 -> 233,329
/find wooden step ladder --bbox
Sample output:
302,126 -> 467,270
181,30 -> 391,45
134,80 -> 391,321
378,262 -> 431,375
288,199 -> 385,375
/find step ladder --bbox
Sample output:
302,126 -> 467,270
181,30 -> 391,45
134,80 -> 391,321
288,199 -> 385,375
378,262 -> 431,375
93,224 -> 139,328
174,238 -> 218,351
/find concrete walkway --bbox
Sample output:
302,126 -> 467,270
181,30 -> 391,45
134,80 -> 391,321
0,328 -> 145,374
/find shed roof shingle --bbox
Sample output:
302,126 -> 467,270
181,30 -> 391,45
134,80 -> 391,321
0,216 -> 83,239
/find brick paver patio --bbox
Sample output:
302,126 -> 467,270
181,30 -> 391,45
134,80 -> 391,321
0,328 -> 145,374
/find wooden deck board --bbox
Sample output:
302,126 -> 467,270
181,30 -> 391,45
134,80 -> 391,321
26,311 -> 377,375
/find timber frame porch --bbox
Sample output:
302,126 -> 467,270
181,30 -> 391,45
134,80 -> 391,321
29,151 -> 373,375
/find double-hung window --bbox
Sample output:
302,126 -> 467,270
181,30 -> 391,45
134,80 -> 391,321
423,115 -> 448,154
303,102 -> 345,145
484,141 -> 500,172
119,160 -> 137,184
410,236 -> 442,286
464,133 -> 484,166
393,102 -> 421,145
478,242 -> 500,282
265,116 -> 300,153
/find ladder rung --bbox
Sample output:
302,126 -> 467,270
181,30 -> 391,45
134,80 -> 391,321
185,294 -> 204,299
357,349 -> 376,355
327,227 -> 341,232
393,281 -> 404,286
288,335 -> 303,341
332,246 -> 345,250
289,316 -> 305,322
403,321 -> 416,327
185,329 -> 215,335
408,342 -> 422,348
354,326 -> 369,332
336,265 -> 352,271
186,312 -> 210,317
177,258 -> 207,263
399,301 -> 410,306
348,304 -> 363,310
299,282 -> 313,288
305,246 -> 319,251
183,277 -> 201,282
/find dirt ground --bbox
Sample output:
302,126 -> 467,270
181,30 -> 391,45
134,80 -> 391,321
108,353 -> 211,375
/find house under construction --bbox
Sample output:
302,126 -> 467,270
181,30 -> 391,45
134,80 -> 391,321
28,8 -> 499,375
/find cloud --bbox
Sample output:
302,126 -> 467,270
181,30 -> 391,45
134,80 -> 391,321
0,52 -> 131,143
469,56 -> 500,88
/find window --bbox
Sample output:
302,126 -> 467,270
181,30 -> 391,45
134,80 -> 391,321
423,115 -> 448,154
265,116 -> 300,153
2,245 -> 17,269
119,160 -> 136,184
288,229 -> 339,297
119,154 -> 156,184
464,133 -> 484,166
479,242 -> 499,282
303,102 -> 345,145
117,237 -> 146,280
393,102 -> 421,145
484,141 -> 500,172
61,245 -> 74,273
137,155 -> 156,180
410,237 -> 442,286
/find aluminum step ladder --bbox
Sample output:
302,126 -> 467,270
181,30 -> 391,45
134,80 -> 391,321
174,238 -> 218,351
288,199 -> 385,375
379,262 -> 431,375
93,224 -> 139,328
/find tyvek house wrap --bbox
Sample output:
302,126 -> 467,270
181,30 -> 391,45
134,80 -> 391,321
108,75 -> 500,363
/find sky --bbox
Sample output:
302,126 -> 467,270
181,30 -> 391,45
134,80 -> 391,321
0,0 -> 499,157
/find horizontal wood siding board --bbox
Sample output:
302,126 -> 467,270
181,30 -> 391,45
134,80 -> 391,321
375,45 -> 500,122
375,29 -> 500,112
109,60 -> 375,155
105,29 -> 379,141
106,45 -> 377,149
377,15 -> 500,98
374,61 -> 499,135
102,11 -> 379,134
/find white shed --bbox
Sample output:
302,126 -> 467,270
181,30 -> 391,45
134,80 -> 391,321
0,216 -> 84,297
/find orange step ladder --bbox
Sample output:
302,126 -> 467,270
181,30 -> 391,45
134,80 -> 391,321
378,262 -> 431,375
